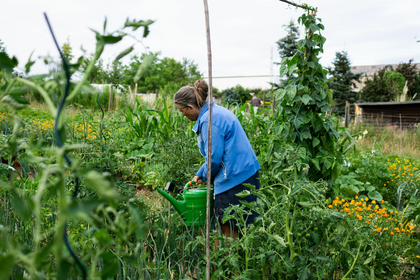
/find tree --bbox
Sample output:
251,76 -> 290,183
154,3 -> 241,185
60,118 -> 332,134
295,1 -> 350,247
122,52 -> 202,94
360,66 -> 393,102
275,20 -> 301,88
276,20 -> 300,59
61,39 -> 74,63
182,58 -> 202,85
328,51 -> 362,115
361,60 -> 419,103
79,56 -> 107,83
395,59 -> 419,99
383,71 -> 406,101
0,39 -> 6,54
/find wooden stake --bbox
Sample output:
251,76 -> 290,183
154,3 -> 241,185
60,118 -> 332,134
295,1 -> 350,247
272,96 -> 276,114
345,101 -> 349,128
134,83 -> 138,106
263,91 -> 266,108
128,85 -> 133,106
202,1 -> 213,279
108,85 -> 113,112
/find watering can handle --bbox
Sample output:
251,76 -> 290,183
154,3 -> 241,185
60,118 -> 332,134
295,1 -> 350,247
184,180 -> 195,189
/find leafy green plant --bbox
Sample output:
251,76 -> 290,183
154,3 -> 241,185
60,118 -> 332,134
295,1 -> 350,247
275,9 -> 353,182
333,172 -> 383,201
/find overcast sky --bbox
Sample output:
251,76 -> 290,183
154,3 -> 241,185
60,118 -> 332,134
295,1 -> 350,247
1,0 -> 419,78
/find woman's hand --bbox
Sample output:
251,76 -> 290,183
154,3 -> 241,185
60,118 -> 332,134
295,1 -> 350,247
192,175 -> 203,185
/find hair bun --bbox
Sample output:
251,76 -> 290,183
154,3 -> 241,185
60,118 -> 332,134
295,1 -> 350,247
194,80 -> 209,101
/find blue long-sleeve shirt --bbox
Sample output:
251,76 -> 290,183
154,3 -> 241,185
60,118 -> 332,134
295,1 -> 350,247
193,102 -> 260,195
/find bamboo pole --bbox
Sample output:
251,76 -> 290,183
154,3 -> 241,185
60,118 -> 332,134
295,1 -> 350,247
202,0 -> 213,279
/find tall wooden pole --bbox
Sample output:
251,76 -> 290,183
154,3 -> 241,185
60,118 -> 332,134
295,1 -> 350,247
345,101 -> 349,128
202,0 -> 213,279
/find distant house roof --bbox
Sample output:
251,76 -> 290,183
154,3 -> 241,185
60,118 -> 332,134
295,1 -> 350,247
351,63 -> 420,76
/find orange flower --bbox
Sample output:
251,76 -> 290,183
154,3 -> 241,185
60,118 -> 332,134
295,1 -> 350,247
391,232 -> 394,235
344,208 -> 350,213
358,216 -> 362,221
377,228 -> 382,232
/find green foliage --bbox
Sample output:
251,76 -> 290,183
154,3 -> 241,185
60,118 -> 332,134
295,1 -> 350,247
0,39 -> 6,54
276,20 -> 300,61
333,173 -> 383,201
121,52 -> 203,94
360,65 -> 394,102
222,85 -> 253,105
394,59 -> 420,99
155,134 -> 201,188
361,61 -> 419,103
61,39 -> 74,63
328,51 -> 362,115
383,70 -> 406,101
275,20 -> 301,88
274,11 -> 352,182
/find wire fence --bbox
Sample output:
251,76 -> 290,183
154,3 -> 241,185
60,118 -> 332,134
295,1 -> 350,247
350,113 -> 420,129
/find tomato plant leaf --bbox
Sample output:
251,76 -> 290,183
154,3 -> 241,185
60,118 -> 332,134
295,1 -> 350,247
0,52 -> 18,73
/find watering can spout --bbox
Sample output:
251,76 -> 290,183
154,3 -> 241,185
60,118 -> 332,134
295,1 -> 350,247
157,188 -> 187,215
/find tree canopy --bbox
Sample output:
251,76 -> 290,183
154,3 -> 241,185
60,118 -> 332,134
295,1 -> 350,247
328,51 -> 362,115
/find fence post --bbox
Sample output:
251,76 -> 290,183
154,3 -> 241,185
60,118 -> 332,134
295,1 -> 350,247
400,113 -> 402,130
345,101 -> 349,128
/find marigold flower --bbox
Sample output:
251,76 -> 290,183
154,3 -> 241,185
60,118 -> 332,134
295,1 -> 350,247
344,208 -> 350,213
391,232 -> 394,235
374,225 -> 377,229
381,200 -> 384,204
372,200 -> 376,204
358,216 -> 362,221
376,228 -> 382,232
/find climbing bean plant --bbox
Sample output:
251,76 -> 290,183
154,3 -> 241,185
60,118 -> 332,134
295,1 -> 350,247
274,7 -> 354,183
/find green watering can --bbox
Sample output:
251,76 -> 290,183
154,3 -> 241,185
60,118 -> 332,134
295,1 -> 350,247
157,181 -> 213,227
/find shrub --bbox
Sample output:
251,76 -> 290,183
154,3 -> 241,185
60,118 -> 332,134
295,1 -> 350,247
383,71 -> 406,101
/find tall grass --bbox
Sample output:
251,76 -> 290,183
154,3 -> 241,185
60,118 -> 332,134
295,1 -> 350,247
348,120 -> 420,158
